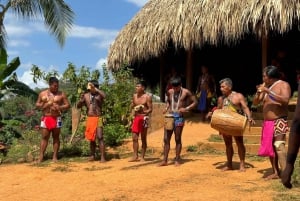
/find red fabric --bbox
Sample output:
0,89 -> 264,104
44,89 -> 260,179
211,107 -> 218,112
131,115 -> 144,133
85,117 -> 99,141
42,116 -> 57,131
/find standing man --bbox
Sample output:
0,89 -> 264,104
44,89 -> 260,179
207,78 -> 253,171
253,65 -> 291,180
196,65 -> 216,122
35,77 -> 70,163
129,80 -> 153,162
77,80 -> 106,162
160,76 -> 197,166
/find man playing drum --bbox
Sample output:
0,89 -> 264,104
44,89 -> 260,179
160,76 -> 197,166
207,78 -> 254,172
253,66 -> 291,180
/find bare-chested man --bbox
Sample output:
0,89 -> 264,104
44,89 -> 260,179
159,76 -> 197,166
253,65 -> 291,180
129,80 -> 152,162
35,77 -> 70,163
77,80 -> 106,162
207,78 -> 254,171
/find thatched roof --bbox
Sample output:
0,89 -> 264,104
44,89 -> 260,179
107,0 -> 300,69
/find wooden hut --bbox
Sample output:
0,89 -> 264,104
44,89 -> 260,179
108,0 -> 300,101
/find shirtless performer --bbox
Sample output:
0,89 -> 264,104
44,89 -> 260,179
207,78 -> 254,172
159,76 -> 197,166
35,77 -> 70,163
129,80 -> 152,162
77,80 -> 106,162
253,65 -> 291,180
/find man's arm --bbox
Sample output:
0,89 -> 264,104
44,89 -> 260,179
144,95 -> 153,115
96,89 -> 106,99
185,90 -> 197,111
60,92 -> 71,112
239,93 -> 254,123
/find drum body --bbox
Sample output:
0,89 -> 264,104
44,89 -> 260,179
164,114 -> 174,130
210,109 -> 247,136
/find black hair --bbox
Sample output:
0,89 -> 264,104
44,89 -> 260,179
170,76 -> 182,87
49,77 -> 59,85
137,79 -> 147,88
89,80 -> 99,88
264,65 -> 281,79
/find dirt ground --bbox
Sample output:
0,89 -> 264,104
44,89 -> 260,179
0,117 -> 294,201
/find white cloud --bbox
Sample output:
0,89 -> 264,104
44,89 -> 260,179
18,70 -> 48,89
70,25 -> 118,49
8,39 -> 30,47
96,58 -> 107,70
125,0 -> 148,7
5,24 -> 33,37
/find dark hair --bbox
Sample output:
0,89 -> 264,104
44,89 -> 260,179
137,80 -> 147,88
89,80 -> 99,88
170,76 -> 182,87
264,65 -> 281,79
49,77 -> 59,85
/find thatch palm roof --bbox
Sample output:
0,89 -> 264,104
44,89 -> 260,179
108,0 -> 300,69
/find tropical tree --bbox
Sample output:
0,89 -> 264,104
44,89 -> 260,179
0,0 -> 74,49
0,48 -> 37,99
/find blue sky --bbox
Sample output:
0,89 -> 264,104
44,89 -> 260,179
5,0 -> 148,88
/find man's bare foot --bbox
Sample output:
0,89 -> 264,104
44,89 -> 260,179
174,161 -> 181,166
239,167 -> 246,172
221,166 -> 233,171
140,158 -> 146,162
88,156 -> 95,162
100,159 -> 107,163
52,158 -> 58,163
128,157 -> 140,162
239,164 -> 246,172
33,159 -> 42,164
158,161 -> 168,166
264,173 -> 280,180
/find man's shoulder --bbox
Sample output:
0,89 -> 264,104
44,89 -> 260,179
39,89 -> 48,95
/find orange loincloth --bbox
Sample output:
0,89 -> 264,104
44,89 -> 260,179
85,117 -> 99,141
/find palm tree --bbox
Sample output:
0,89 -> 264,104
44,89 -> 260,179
0,0 -> 74,49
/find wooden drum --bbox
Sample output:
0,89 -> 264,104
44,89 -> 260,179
164,114 -> 174,130
210,109 -> 247,136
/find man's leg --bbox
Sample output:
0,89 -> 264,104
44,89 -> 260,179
129,132 -> 139,161
51,128 -> 60,162
96,127 -> 106,162
174,126 -> 183,166
38,128 -> 50,163
234,136 -> 246,172
140,128 -> 148,161
158,129 -> 173,166
89,141 -> 96,161
222,134 -> 233,171
281,119 -> 300,188
274,140 -> 287,171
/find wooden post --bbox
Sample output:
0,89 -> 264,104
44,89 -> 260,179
261,36 -> 268,70
185,49 -> 193,91
159,56 -> 165,102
